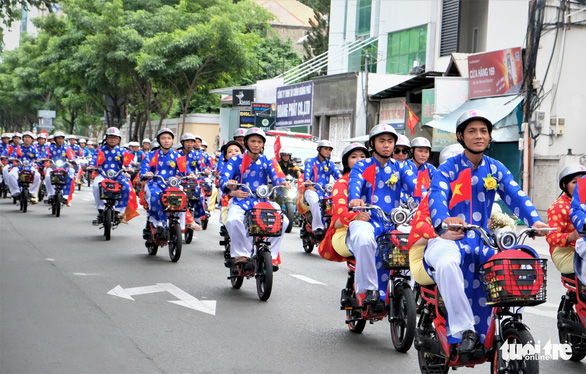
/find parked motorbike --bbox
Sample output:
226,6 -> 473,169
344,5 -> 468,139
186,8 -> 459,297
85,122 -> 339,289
91,168 -> 125,240
415,224 -> 555,373
142,175 -> 188,262
341,204 -> 417,352
225,183 -> 287,301
299,181 -> 333,253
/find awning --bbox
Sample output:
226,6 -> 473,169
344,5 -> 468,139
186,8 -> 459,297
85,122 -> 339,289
426,95 -> 524,137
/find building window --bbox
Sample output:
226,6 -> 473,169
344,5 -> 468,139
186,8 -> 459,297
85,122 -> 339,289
386,25 -> 427,75
440,0 -> 487,56
356,0 -> 372,37
20,10 -> 28,33
348,41 -> 378,73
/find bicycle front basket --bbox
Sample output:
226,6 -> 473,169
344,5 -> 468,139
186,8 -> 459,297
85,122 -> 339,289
376,231 -> 410,270
245,202 -> 283,237
161,187 -> 188,212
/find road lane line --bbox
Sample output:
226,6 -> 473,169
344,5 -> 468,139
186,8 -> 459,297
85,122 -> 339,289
290,274 -> 326,285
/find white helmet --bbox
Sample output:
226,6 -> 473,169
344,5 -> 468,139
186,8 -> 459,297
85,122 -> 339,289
279,147 -> 292,155
79,138 -> 86,143
48,135 -> 55,140
130,141 -> 140,147
194,134 -> 203,142
411,137 -> 431,149
156,128 -> 175,140
439,143 -> 464,164
87,140 -> 94,145
244,127 -> 266,143
201,140 -> 208,148
142,138 -> 151,144
558,164 -> 586,190
37,133 -> 47,139
396,135 -> 411,148
369,124 -> 398,144
341,142 -> 369,170
180,133 -> 196,143
233,128 -> 246,138
316,140 -> 334,150
1,133 -> 9,139
12,132 -> 22,138
22,131 -> 35,139
105,127 -> 121,138
53,131 -> 65,138
69,134 -> 77,140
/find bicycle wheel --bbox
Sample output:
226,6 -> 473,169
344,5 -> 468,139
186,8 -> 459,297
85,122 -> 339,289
104,208 -> 112,240
21,189 -> 28,212
256,250 -> 273,301
168,222 -> 182,262
390,284 -> 416,353
230,265 -> 244,289
492,326 -> 539,374
55,192 -> 62,217
557,298 -> 586,361
184,228 -> 193,244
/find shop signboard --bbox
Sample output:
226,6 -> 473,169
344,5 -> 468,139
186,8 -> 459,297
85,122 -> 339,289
251,103 -> 271,114
468,47 -> 523,99
378,97 -> 405,130
232,89 -> 254,107
239,110 -> 255,128
275,81 -> 313,128
431,128 -> 458,152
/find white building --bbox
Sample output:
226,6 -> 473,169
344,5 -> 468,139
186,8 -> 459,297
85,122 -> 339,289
324,0 -> 586,213
1,5 -> 50,52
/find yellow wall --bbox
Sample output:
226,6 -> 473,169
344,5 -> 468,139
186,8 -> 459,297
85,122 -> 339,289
184,122 -> 220,155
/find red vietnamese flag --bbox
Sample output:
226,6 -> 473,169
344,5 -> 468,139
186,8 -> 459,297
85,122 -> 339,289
15,146 -> 23,157
274,136 -> 282,160
97,150 -> 106,166
449,168 -> 472,209
177,155 -> 187,173
363,163 -> 376,187
313,164 -> 318,182
148,150 -> 159,167
6,145 -> 14,156
272,158 -> 286,178
414,169 -> 431,198
124,184 -> 140,222
123,151 -> 134,166
402,100 -> 420,136
66,147 -> 75,159
240,153 -> 252,176
577,176 -> 586,202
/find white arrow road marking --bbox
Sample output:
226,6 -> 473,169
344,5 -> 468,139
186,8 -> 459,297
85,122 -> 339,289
290,274 -> 326,285
107,283 -> 216,315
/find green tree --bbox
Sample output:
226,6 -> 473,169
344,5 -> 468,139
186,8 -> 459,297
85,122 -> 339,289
300,0 -> 329,63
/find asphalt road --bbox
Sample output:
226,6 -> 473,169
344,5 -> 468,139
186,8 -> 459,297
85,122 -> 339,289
1,188 -> 585,374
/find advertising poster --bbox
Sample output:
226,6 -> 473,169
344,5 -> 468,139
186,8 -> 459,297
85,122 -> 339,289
468,47 -> 523,99
378,98 -> 405,130
232,89 -> 254,107
421,89 -> 435,126
275,81 -> 313,128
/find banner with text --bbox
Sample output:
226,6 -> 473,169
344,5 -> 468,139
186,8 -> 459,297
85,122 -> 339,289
468,47 -> 523,99
276,81 -> 313,128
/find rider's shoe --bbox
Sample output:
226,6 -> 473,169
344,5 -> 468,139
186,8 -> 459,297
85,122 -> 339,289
30,196 -> 38,204
64,199 -> 71,207
12,192 -> 21,199
457,330 -> 480,356
235,256 -> 250,264
272,265 -> 279,272
314,228 -> 324,241
363,290 -> 380,306
187,222 -> 202,231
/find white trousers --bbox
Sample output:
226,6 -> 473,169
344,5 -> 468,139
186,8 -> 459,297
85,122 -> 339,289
225,200 -> 288,260
347,221 -> 378,293
2,165 -> 10,186
424,237 -> 475,339
304,189 -> 323,230
7,167 -> 41,196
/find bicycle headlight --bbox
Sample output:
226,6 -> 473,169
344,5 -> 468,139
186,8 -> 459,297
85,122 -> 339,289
287,188 -> 298,199
408,199 -> 419,210
391,208 -> 408,225
55,160 -> 65,168
256,185 -> 269,198
107,169 -> 116,178
325,183 -> 333,193
494,227 -> 517,250
169,177 -> 180,187
22,160 -> 30,167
